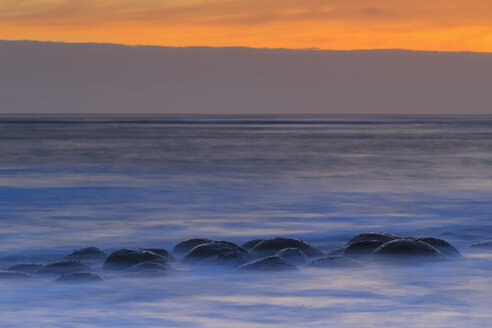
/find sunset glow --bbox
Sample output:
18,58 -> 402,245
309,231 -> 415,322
2,0 -> 492,51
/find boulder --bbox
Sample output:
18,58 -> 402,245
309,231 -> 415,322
325,247 -> 348,257
310,256 -> 361,268
416,237 -> 461,258
172,238 -> 214,256
125,261 -> 171,276
275,248 -> 308,266
37,261 -> 92,274
346,232 -> 400,246
57,272 -> 103,283
65,247 -> 107,260
250,238 -> 323,258
138,248 -> 176,262
182,241 -> 248,266
343,240 -> 385,258
103,249 -> 166,270
468,241 -> 492,249
238,256 -> 296,271
6,263 -> 44,273
240,239 -> 265,251
369,239 -> 444,260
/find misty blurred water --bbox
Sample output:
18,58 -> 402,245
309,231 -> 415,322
1,115 -> 492,327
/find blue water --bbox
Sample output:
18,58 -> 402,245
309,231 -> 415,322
1,115 -> 492,327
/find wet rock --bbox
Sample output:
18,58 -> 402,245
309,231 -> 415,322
37,261 -> 92,275
468,241 -> 492,249
172,238 -> 214,256
343,240 -> 385,258
346,232 -> 400,246
6,263 -> 45,273
275,248 -> 308,266
250,238 -> 324,258
310,256 -> 361,268
182,241 -> 249,266
241,239 -> 265,251
416,238 -> 461,258
0,271 -> 31,279
57,272 -> 103,283
369,239 -> 444,260
138,248 -> 176,262
126,261 -> 171,276
65,247 -> 107,260
238,256 -> 296,271
103,249 -> 166,270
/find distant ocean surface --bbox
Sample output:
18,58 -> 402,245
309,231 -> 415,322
1,114 -> 492,327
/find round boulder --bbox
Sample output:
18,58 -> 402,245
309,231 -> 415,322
238,256 -> 296,271
172,238 -> 214,256
103,249 -> 166,270
469,241 -> 492,249
125,261 -> 171,276
275,248 -> 308,266
65,247 -> 107,260
250,237 -> 323,258
182,241 -> 248,266
346,232 -> 400,246
138,248 -> 176,262
241,239 -> 265,251
57,272 -> 103,283
37,261 -> 92,275
369,239 -> 444,261
416,238 -> 461,258
6,263 -> 44,273
343,240 -> 385,258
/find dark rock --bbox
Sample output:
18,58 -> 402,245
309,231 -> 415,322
241,239 -> 265,251
138,248 -> 176,262
6,263 -> 44,273
238,256 -> 296,271
103,249 -> 166,270
346,232 -> 400,246
275,248 -> 308,266
37,261 -> 92,274
57,272 -> 103,283
182,241 -> 249,266
250,237 -> 324,258
126,261 -> 171,274
416,238 -> 461,258
65,247 -> 107,260
343,240 -> 385,258
369,239 -> 444,260
310,256 -> 361,268
0,271 -> 31,279
469,241 -> 492,249
172,238 -> 214,256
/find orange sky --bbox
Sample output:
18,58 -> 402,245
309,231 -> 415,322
1,0 -> 492,52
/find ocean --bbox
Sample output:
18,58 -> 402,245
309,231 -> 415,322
1,115 -> 492,327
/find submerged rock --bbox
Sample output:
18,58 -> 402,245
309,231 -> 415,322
0,271 -> 31,279
37,261 -> 92,275
346,232 -> 400,246
325,247 -> 348,257
250,238 -> 323,258
238,256 -> 296,271
343,240 -> 385,258
6,263 -> 45,273
57,272 -> 103,283
416,237 -> 461,258
125,261 -> 171,276
103,249 -> 166,270
469,241 -> 492,249
241,239 -> 265,251
369,239 -> 444,260
310,256 -> 361,268
138,248 -> 176,262
275,248 -> 308,266
65,247 -> 107,260
182,241 -> 248,266
173,238 -> 214,256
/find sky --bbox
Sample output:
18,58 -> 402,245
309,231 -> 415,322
1,0 -> 492,52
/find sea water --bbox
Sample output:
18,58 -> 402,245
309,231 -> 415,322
0,115 -> 491,327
